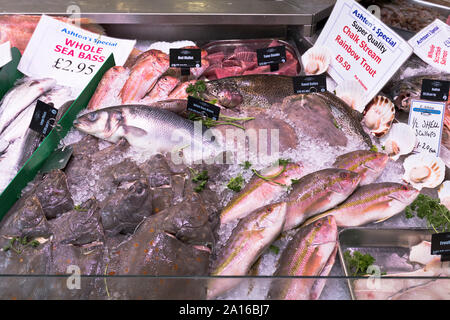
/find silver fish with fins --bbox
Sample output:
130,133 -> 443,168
74,105 -> 223,163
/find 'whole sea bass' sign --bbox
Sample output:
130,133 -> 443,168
314,0 -> 413,107
18,15 -> 136,89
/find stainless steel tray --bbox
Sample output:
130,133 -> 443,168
201,38 -> 302,77
338,227 -> 433,300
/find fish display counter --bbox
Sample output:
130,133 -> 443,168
0,0 -> 449,301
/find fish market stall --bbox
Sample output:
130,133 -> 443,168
0,0 -> 449,301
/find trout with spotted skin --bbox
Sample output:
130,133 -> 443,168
220,163 -> 303,224
283,168 -> 361,231
267,216 -> 338,300
333,150 -> 389,185
207,202 -> 287,300
303,182 -> 419,227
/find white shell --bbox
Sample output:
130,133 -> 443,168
363,96 -> 395,137
403,154 -> 445,190
335,80 -> 366,112
301,46 -> 331,75
380,123 -> 417,161
438,181 -> 450,210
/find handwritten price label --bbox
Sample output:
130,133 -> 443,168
18,15 -> 135,88
408,19 -> 450,73
408,99 -> 446,156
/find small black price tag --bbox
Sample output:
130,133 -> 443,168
431,232 -> 450,261
170,48 -> 202,69
292,75 -> 327,94
256,45 -> 286,67
420,79 -> 449,102
187,96 -> 220,120
29,100 -> 58,136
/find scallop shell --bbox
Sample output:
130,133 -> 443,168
301,46 -> 331,75
438,181 -> 450,210
380,123 -> 417,161
403,153 -> 445,190
363,96 -> 395,137
335,80 -> 366,112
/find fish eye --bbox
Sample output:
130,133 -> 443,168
401,185 -> 408,191
114,111 -> 124,122
135,185 -> 145,194
340,172 -> 349,179
87,113 -> 98,122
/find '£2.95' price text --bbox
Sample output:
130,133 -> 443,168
52,58 -> 96,75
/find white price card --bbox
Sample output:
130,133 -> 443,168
18,15 -> 136,88
315,0 -> 413,107
408,19 -> 450,73
408,99 -> 446,156
0,41 -> 12,68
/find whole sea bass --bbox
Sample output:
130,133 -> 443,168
284,168 -> 361,231
208,202 -> 287,300
303,182 -> 419,227
333,150 -> 389,185
0,87 -> 73,193
74,105 -> 223,163
220,163 -> 303,224
267,216 -> 338,300
0,78 -> 56,134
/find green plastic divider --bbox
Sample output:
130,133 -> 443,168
0,54 -> 116,220
0,47 -> 23,99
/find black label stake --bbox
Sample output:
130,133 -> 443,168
29,100 -> 58,137
187,96 -> 220,121
421,79 -> 450,102
170,48 -> 202,78
431,232 -> 450,261
256,45 -> 286,71
292,75 -> 327,94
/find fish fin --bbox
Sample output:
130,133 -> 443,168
123,125 -> 147,137
374,215 -> 392,223
301,211 -> 333,228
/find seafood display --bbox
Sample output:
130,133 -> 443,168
1,2 -> 450,301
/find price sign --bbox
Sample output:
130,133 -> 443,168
292,75 -> 327,94
314,0 -> 413,107
408,19 -> 449,73
257,45 -> 286,71
408,99 -> 446,156
187,96 -> 220,120
18,15 -> 136,88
